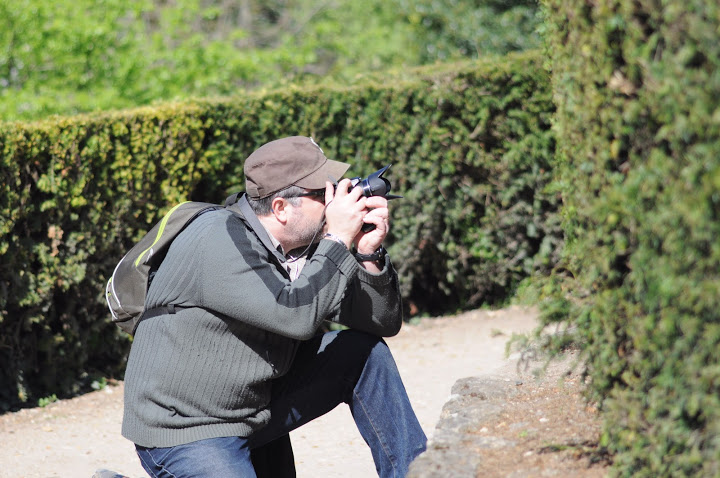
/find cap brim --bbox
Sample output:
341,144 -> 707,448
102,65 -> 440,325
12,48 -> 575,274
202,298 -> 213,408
293,159 -> 350,190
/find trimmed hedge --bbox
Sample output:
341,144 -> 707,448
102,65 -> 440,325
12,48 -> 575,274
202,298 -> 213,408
542,0 -> 720,476
0,51 -> 560,408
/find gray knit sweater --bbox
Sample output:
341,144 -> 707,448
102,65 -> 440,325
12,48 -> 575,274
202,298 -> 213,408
121,197 -> 402,447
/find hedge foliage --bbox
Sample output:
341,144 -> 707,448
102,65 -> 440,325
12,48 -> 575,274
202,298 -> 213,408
0,51 -> 560,408
542,0 -> 720,476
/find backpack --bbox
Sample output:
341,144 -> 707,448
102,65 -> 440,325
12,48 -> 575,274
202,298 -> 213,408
105,200 -> 228,335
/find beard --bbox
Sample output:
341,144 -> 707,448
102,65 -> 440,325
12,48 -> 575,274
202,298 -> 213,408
289,213 -> 325,248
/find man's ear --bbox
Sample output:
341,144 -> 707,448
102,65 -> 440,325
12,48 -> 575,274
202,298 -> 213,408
270,197 -> 290,224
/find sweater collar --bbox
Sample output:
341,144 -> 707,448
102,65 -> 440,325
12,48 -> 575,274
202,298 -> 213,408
229,194 -> 287,264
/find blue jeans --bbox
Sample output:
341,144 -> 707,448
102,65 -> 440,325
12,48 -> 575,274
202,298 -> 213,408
136,330 -> 427,478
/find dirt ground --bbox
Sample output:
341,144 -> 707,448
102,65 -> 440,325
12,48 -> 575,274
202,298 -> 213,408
463,354 -> 610,477
0,306 -> 609,478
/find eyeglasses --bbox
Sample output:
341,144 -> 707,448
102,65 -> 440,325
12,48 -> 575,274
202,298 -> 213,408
296,190 -> 325,203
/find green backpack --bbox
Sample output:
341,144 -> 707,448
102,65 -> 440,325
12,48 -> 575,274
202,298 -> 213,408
105,200 -> 226,335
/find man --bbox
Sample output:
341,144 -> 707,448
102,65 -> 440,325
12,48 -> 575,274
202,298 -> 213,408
122,136 -> 427,477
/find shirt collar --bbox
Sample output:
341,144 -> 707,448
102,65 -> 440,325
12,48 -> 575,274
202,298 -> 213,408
263,226 -> 287,257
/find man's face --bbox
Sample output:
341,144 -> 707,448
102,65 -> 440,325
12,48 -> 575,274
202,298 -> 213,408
287,189 -> 326,248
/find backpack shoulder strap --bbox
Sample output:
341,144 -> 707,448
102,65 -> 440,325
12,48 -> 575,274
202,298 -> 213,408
224,192 -> 241,207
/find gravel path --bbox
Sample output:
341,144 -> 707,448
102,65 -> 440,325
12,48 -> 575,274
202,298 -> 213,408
0,306 -> 538,478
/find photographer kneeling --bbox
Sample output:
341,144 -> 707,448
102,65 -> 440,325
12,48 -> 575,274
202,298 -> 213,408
121,136 -> 427,477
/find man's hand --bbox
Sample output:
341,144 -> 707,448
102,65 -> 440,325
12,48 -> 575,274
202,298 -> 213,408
323,179 -> 366,248
354,196 -> 389,255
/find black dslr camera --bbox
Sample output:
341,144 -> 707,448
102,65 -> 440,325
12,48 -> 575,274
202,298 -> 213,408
344,164 -> 402,200
339,165 -> 401,232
